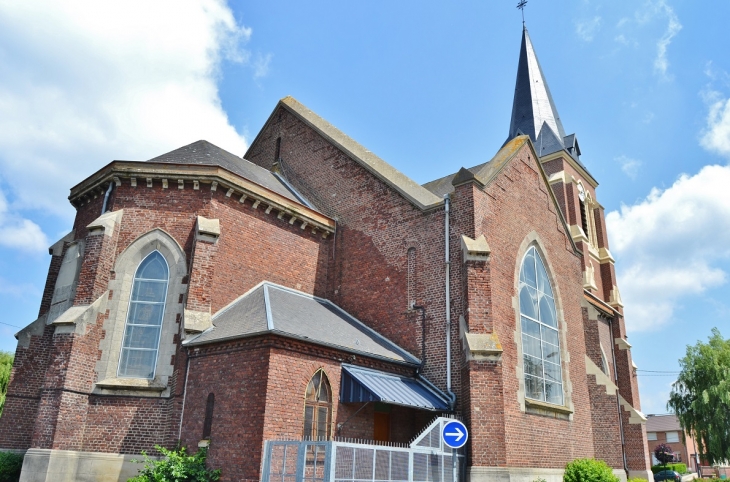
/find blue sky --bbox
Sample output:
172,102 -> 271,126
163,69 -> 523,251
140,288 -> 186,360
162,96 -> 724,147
0,0 -> 728,416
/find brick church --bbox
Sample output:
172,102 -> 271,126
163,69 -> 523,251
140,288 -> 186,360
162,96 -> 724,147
0,27 -> 651,482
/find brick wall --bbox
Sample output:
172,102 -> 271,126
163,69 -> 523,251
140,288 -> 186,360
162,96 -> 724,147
181,335 -> 431,482
83,395 -> 173,454
583,308 -> 624,469
0,323 -> 56,449
245,106 -> 455,400
456,144 -> 595,468
0,174 -> 332,458
0,100 -> 650,480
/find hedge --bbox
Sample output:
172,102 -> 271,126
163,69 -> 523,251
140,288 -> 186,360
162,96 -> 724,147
564,458 -> 620,482
0,452 -> 24,482
651,463 -> 687,474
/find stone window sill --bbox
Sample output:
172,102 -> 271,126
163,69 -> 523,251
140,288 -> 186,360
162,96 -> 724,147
95,377 -> 167,392
525,398 -> 573,415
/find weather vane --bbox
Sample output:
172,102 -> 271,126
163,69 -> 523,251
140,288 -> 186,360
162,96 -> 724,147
517,0 -> 527,26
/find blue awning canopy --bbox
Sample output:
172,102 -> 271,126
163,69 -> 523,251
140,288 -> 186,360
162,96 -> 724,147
340,364 -> 450,411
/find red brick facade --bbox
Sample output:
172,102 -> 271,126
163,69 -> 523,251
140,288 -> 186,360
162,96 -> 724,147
0,96 -> 650,481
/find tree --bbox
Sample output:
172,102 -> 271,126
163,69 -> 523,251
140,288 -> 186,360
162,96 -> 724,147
668,328 -> 730,465
654,444 -> 674,468
0,351 -> 13,417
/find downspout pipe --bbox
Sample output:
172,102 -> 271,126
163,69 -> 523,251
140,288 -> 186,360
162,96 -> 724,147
178,353 -> 192,442
101,181 -> 114,215
444,195 -> 457,410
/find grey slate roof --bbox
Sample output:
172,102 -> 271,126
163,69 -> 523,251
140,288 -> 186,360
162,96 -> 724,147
506,27 -> 592,175
509,27 -> 566,147
423,161 -> 490,198
247,97 -> 445,211
147,140 -> 300,202
423,136 -> 530,197
646,414 -> 682,433
185,282 -> 420,366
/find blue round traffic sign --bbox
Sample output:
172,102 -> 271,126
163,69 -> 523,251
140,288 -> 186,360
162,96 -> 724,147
442,420 -> 468,449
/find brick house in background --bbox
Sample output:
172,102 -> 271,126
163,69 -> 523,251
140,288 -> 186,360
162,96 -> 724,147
0,27 -> 652,482
646,414 -> 699,472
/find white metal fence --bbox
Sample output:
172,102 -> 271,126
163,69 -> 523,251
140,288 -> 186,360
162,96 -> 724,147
261,417 -> 466,482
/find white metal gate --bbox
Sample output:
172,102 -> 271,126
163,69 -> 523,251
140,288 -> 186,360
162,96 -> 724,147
261,417 -> 466,482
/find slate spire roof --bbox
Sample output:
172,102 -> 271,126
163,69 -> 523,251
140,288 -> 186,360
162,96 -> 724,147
507,27 -> 582,161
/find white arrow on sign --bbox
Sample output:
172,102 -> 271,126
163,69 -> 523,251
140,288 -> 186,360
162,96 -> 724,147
444,427 -> 464,441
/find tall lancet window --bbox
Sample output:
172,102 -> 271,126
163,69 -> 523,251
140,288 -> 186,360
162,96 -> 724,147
118,251 -> 169,379
303,370 -> 332,440
519,247 -> 563,405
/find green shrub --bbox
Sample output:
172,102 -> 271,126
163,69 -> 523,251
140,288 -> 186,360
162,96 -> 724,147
128,445 -> 220,482
563,458 -> 619,482
0,451 -> 24,482
651,463 -> 687,474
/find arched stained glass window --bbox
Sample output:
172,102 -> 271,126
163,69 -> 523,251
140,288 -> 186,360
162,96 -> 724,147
519,247 -> 563,405
118,251 -> 169,379
303,370 -> 332,441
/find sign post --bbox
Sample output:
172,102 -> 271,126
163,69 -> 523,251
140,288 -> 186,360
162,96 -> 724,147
442,420 -> 468,482
441,420 -> 468,449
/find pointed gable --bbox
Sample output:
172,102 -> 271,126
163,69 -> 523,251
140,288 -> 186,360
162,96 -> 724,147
246,97 -> 444,211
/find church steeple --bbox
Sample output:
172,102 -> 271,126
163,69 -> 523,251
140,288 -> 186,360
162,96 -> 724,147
508,27 -> 581,160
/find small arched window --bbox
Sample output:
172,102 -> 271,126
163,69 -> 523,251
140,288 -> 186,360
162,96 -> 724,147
407,247 -> 416,309
118,251 -> 169,379
303,370 -> 332,441
519,246 -> 563,405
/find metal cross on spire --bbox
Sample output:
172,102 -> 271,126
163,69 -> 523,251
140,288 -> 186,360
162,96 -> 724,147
517,0 -> 527,26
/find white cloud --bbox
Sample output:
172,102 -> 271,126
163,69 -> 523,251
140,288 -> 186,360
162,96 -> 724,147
700,90 -> 730,159
0,0 -> 256,220
638,378 -> 674,415
0,190 -> 48,253
615,155 -> 642,179
606,165 -> 730,332
651,0 -> 682,78
253,53 -> 273,79
0,276 -> 42,300
615,1 -> 681,78
575,16 -> 602,41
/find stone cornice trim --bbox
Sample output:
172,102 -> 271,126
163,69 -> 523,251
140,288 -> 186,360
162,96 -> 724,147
48,231 -> 76,256
615,337 -> 632,350
618,394 -> 647,424
539,150 -> 598,188
51,292 -> 109,336
583,290 -> 620,318
95,377 -> 167,392
585,355 -> 618,395
463,332 -> 503,361
460,234 -> 491,263
524,397 -> 574,415
69,161 -> 336,234
186,331 -> 420,369
87,210 -> 123,237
